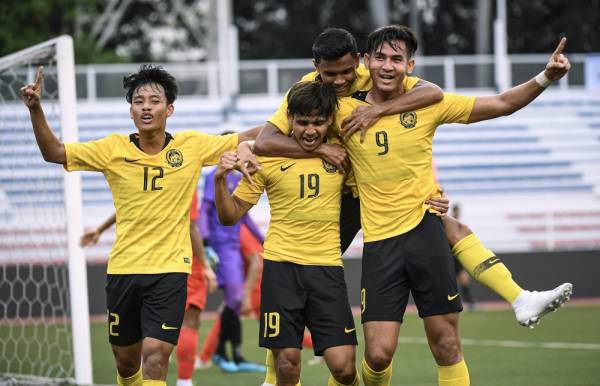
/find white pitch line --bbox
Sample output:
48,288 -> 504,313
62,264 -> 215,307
397,337 -> 600,351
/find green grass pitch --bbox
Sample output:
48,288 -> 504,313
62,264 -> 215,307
108,306 -> 600,385
2,306 -> 599,385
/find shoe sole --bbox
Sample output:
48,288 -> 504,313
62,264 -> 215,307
521,283 -> 573,328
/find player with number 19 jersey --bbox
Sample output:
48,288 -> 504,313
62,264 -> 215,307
65,130 -> 237,274
234,155 -> 346,267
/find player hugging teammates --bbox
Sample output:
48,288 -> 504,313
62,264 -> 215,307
22,22 -> 572,386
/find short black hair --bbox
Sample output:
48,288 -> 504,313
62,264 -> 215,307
287,81 -> 338,119
366,25 -> 418,58
123,64 -> 178,104
312,28 -> 358,63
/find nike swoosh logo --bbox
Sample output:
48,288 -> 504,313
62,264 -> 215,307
280,163 -> 296,171
124,158 -> 141,163
344,327 -> 356,333
447,293 -> 459,301
488,258 -> 500,264
161,323 -> 178,330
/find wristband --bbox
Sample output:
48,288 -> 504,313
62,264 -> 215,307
535,71 -> 552,88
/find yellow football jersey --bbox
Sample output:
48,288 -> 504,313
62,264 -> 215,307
65,131 -> 238,274
234,156 -> 345,266
333,92 -> 476,242
268,64 -> 420,135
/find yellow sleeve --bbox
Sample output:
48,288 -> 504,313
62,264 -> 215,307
300,71 -> 319,82
64,134 -> 117,172
267,71 -> 319,135
343,169 -> 359,198
195,132 -> 238,165
352,64 -> 372,92
233,169 -> 267,205
436,93 -> 476,125
404,76 -> 421,92
267,95 -> 291,135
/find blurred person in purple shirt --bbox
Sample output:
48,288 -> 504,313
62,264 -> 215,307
200,163 -> 265,373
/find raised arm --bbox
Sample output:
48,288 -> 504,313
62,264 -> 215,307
469,37 -> 570,123
21,67 -> 66,164
340,79 -> 444,142
254,122 -> 348,169
214,152 -> 254,225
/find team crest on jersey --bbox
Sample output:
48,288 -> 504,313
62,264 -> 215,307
322,160 -> 337,173
166,149 -> 183,167
400,112 -> 417,129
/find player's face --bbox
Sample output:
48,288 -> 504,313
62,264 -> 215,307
364,40 -> 415,94
130,83 -> 174,134
314,53 -> 359,97
289,113 -> 333,152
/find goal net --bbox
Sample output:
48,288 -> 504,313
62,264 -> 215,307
0,36 -> 92,385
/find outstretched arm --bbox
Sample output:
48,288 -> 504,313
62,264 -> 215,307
214,152 -> 254,225
21,67 -> 66,164
254,122 -> 348,169
237,125 -> 262,143
340,79 -> 444,142
80,213 -> 116,247
469,37 -> 570,123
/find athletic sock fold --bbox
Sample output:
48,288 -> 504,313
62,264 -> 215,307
117,367 -> 142,386
361,358 -> 392,386
437,359 -> 470,386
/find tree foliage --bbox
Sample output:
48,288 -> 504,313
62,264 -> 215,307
0,0 -> 126,63
0,0 -> 598,62
234,0 -> 371,59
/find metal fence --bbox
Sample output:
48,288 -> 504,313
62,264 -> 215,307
1,53 -> 591,102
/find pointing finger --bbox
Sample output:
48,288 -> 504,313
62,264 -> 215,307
552,37 -> 567,59
34,66 -> 44,87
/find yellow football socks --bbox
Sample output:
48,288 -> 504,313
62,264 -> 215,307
117,367 -> 142,386
437,359 -> 469,386
452,233 -> 522,303
361,358 -> 393,386
142,381 -> 166,386
327,371 -> 360,386
264,349 -> 277,385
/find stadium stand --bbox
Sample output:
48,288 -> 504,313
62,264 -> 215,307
2,91 -> 600,264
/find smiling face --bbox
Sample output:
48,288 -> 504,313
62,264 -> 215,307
289,113 -> 333,152
129,82 -> 174,134
364,40 -> 415,96
314,53 -> 360,97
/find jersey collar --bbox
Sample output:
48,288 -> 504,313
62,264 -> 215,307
129,132 -> 173,151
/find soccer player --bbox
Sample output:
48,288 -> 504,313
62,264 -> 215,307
81,193 -> 218,386
255,27 -> 572,329
220,81 -> 447,386
215,81 -> 361,386
331,25 -> 572,386
21,64 -> 259,386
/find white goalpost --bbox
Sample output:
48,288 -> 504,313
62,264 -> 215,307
0,35 -> 92,385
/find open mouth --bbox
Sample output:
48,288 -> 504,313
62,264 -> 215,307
379,74 -> 395,83
141,114 -> 153,124
302,136 -> 318,147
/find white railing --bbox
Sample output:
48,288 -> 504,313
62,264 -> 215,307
68,53 -> 591,102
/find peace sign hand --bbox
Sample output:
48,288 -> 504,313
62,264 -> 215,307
20,66 -> 44,109
544,38 -> 571,81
